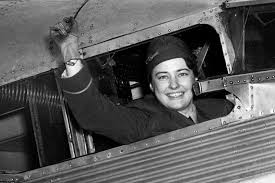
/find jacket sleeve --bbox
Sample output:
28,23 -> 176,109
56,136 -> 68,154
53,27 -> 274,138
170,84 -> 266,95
59,65 -> 154,144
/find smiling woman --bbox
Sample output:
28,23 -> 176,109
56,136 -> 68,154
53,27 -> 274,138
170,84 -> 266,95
53,17 -> 234,145
150,58 -> 196,121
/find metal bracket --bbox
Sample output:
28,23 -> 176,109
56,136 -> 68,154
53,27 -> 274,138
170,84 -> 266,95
194,69 -> 275,123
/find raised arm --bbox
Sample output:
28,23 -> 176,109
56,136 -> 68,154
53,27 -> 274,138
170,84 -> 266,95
50,17 -> 153,144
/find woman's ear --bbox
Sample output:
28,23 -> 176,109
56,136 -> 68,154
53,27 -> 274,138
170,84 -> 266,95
149,83 -> 154,92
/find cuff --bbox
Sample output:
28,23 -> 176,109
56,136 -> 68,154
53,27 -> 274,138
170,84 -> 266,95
59,62 -> 92,93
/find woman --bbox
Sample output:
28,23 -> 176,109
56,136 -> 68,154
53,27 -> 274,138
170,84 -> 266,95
52,17 -> 233,144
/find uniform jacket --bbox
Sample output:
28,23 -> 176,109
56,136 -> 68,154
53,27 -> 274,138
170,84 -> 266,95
60,65 -> 234,144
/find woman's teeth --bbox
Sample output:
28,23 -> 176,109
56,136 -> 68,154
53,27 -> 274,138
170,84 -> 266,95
167,92 -> 183,98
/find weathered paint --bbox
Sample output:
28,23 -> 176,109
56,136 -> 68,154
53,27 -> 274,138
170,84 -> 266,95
0,0 -> 226,86
0,0 -> 86,86
77,0 -> 224,48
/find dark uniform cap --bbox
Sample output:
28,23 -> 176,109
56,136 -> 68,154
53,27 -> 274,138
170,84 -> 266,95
146,36 -> 197,80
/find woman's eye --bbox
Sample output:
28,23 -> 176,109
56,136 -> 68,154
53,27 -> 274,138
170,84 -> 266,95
178,72 -> 188,77
158,75 -> 168,80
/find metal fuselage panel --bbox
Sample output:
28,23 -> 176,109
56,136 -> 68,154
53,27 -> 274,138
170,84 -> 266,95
0,0 -> 86,86
0,0 -> 224,86
2,113 -> 275,183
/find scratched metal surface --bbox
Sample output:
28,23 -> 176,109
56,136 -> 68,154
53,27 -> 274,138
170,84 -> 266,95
0,0 -> 225,87
0,0 -> 86,86
1,0 -> 273,86
76,0 -> 223,49
2,114 -> 275,183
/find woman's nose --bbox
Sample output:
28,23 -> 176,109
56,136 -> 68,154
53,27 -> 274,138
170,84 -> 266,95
169,77 -> 179,89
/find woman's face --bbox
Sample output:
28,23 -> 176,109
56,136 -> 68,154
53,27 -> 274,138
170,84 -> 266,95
150,58 -> 195,112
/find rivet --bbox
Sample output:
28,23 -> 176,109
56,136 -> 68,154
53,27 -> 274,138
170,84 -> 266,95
237,106 -> 241,109
272,75 -> 275,78
250,114 -> 254,118
250,86 -> 253,89
168,29 -> 171,32
194,130 -> 198,134
145,143 -> 149,147
107,152 -> 111,158
266,76 -> 270,79
258,77 -> 261,81
230,81 -> 233,84
243,80 -> 246,82
158,32 -> 161,35
237,80 -> 240,83
120,149 -> 124,153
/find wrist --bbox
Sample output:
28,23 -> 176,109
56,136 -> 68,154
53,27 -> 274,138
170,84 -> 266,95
64,59 -> 84,77
65,59 -> 81,66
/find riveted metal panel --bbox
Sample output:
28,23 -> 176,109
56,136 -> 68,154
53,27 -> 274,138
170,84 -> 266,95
76,0 -> 224,49
3,114 -> 275,183
0,0 -> 87,86
80,6 -> 236,74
